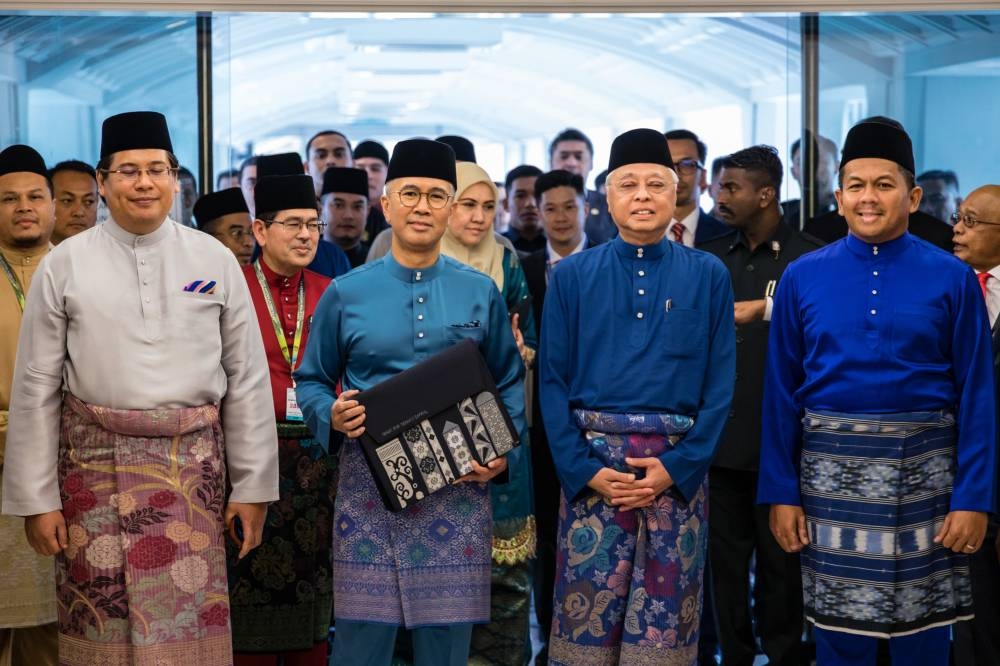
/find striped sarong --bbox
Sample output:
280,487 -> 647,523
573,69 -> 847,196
549,410 -> 704,666
800,409 -> 973,638
56,394 -> 233,666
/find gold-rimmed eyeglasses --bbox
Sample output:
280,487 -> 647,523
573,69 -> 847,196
393,188 -> 453,209
951,212 -> 1000,229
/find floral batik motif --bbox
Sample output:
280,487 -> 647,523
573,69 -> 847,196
549,410 -> 707,666
56,395 -> 233,666
227,423 -> 338,652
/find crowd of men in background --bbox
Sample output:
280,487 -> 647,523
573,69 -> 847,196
1,112 -> 998,666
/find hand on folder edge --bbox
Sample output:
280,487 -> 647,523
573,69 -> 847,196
332,389 -> 366,438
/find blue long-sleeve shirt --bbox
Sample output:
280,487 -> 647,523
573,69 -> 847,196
758,232 -> 997,512
293,251 -> 525,460
538,236 -> 735,502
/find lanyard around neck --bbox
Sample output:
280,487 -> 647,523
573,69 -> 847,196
253,259 -> 305,371
0,251 -> 26,312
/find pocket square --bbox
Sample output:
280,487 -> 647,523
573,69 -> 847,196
182,280 -> 217,294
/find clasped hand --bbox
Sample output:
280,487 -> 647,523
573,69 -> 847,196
588,457 -> 673,509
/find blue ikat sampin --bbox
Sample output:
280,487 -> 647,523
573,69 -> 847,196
182,280 -> 217,294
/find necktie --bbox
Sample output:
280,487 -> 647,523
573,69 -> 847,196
670,222 -> 686,245
978,271 -> 991,300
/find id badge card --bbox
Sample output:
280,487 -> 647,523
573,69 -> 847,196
285,387 -> 304,421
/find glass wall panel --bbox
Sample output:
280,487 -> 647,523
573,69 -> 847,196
817,13 -> 1000,223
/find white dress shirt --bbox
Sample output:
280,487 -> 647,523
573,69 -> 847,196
983,265 -> 1000,329
2,217 -> 279,516
666,208 -> 700,248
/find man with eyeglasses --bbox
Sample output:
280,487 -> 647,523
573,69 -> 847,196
760,118 -> 996,666
48,160 -> 98,245
951,184 -> 1000,666
540,128 -> 735,665
2,111 -> 279,665
0,144 -> 58,666
664,129 -> 728,247
194,187 -> 254,265
227,174 -> 337,666
295,138 -> 525,666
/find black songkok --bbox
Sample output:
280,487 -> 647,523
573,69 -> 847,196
608,128 -> 675,172
257,152 -> 304,180
386,139 -> 457,189
839,119 -> 915,175
435,135 -> 476,163
353,140 -> 389,165
254,175 -> 317,217
100,111 -> 173,159
193,188 -> 249,226
321,167 -> 369,198
0,144 -> 48,178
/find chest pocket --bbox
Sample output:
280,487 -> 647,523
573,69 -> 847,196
891,306 -> 945,363
662,308 -> 705,357
446,323 -> 485,346
169,291 -> 225,342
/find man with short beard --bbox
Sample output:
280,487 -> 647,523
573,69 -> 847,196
700,145 -> 821,666
49,160 -> 98,244
0,144 -> 58,666
321,166 -> 370,268
760,119 -> 996,666
2,111 -> 279,665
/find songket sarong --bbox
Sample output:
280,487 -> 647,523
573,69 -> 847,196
333,439 -> 492,627
549,410 -> 705,666
227,422 -> 337,652
800,409 -> 972,637
56,394 -> 232,666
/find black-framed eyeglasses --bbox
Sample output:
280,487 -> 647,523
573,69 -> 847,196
213,228 -> 254,242
100,164 -> 178,181
951,212 -> 1000,229
674,158 -> 704,176
269,217 -> 326,234
394,188 -> 452,209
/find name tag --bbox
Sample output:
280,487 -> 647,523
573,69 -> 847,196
286,387 -> 303,421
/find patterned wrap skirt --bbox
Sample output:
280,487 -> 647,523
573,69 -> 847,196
800,409 -> 973,637
56,394 -> 232,666
549,410 -> 707,666
227,422 -> 337,652
332,439 -> 492,628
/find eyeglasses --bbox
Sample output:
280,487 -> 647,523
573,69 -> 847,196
100,164 -> 178,181
269,217 -> 326,234
673,158 -> 704,176
951,212 -> 1000,229
394,188 -> 452,209
213,228 -> 254,242
611,179 -> 677,196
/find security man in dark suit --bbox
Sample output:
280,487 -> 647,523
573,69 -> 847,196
699,145 -> 823,666
952,184 -> 1000,666
665,129 -> 729,246
548,128 -> 616,245
520,170 -> 597,665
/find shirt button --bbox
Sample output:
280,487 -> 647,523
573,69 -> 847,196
873,271 -> 878,276
286,313 -> 292,319
142,279 -> 149,285
636,312 -> 644,319
418,297 -> 425,303
415,271 -> 422,281
746,264 -> 755,272
637,248 -> 644,258
417,314 -> 424,321
144,297 -> 150,303
136,238 -> 143,244
140,260 -> 146,266
638,289 -> 645,295
872,290 -> 877,295
418,332 -> 425,338
871,309 -> 877,315
638,270 -> 645,277
736,336 -> 744,344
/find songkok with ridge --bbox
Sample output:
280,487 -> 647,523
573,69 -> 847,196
840,118 -> 915,175
386,139 -> 457,189
100,111 -> 173,159
321,167 -> 369,198
194,188 -> 249,226
608,128 -> 675,172
254,175 -> 317,217
435,135 -> 477,163
256,152 -> 304,180
353,140 -> 389,165
0,144 -> 48,178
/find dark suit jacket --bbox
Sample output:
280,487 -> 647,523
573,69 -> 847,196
803,209 -> 953,252
522,239 -> 600,332
584,190 -> 616,245
694,210 -> 729,245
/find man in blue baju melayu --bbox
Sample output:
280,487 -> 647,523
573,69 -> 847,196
539,128 -> 735,665
294,138 -> 525,666
759,118 -> 998,666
